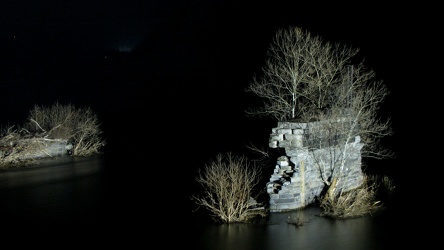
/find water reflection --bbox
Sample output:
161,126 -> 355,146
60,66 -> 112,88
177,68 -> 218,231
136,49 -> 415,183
192,207 -> 401,250
0,155 -> 414,248
0,156 -> 106,226
0,156 -> 104,189
266,211 -> 381,250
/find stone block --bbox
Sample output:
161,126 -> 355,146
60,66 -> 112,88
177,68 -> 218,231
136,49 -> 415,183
270,175 -> 280,182
277,128 -> 292,135
290,138 -> 303,148
278,122 -> 290,129
280,165 -> 292,171
269,193 -> 279,200
277,160 -> 289,167
292,129 -> 304,135
274,197 -> 295,204
269,141 -> 277,148
278,140 -> 291,148
269,133 -> 283,141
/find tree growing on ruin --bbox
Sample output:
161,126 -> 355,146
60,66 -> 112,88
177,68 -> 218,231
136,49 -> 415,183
246,26 -> 393,217
246,27 -> 358,121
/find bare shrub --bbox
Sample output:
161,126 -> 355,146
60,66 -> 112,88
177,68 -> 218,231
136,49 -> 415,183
26,102 -> 76,139
191,152 -> 268,223
381,175 -> 396,193
0,126 -> 37,167
1,102 -> 106,168
319,174 -> 392,219
24,102 -> 106,156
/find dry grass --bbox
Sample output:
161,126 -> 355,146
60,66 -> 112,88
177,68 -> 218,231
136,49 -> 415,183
0,128 -> 36,168
319,174 -> 394,219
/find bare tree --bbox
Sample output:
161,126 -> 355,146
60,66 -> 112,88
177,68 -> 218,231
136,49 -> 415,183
246,26 -> 359,121
246,26 -> 394,217
246,26 -> 392,160
312,64 -> 393,217
191,152 -> 268,223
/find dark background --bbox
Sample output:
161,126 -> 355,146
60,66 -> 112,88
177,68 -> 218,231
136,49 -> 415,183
0,1 -> 436,205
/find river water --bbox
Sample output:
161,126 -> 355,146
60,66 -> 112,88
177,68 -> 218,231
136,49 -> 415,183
0,154 -> 425,249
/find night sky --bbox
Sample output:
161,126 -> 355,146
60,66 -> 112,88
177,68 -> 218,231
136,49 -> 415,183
0,1 -> 433,177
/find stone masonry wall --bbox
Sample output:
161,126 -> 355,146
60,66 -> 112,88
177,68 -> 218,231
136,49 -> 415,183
267,121 -> 364,212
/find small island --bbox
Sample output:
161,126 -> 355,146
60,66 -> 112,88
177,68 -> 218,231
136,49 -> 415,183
0,102 -> 106,169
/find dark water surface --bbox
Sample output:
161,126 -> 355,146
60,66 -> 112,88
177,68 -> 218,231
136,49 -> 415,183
0,155 -> 422,249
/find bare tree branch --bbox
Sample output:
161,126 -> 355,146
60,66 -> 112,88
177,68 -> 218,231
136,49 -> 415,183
246,26 -> 394,218
191,152 -> 268,223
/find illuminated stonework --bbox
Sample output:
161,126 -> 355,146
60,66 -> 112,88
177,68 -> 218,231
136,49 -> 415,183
267,121 -> 364,212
